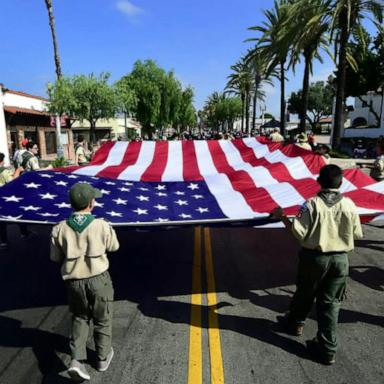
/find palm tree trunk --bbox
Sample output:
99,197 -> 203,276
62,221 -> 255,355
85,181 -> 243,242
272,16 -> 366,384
299,49 -> 311,133
241,94 -> 245,132
280,61 -> 286,136
252,77 -> 260,132
246,92 -> 250,134
332,11 -> 349,149
44,0 -> 62,79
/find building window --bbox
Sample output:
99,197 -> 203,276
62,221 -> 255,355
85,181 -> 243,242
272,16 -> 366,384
45,131 -> 57,154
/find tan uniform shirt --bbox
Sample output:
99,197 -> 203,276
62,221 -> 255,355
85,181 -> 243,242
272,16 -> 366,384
270,132 -> 284,142
370,155 -> 384,180
75,144 -> 88,165
0,169 -> 13,186
50,217 -> 120,280
292,193 -> 363,252
295,142 -> 312,151
24,154 -> 40,172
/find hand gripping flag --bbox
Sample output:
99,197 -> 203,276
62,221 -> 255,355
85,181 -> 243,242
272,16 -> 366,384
1,138 -> 384,227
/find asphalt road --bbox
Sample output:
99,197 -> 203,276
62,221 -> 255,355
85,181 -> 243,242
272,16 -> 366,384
0,222 -> 383,384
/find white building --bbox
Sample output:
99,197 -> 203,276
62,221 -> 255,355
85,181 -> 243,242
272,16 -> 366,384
343,92 -> 384,138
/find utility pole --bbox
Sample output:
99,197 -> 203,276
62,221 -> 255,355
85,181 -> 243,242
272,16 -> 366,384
0,85 -> 10,166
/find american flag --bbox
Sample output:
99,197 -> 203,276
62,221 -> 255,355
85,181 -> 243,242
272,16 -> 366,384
1,138 -> 384,226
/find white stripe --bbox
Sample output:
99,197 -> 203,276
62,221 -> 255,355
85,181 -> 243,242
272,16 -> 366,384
339,178 -> 358,193
74,142 -> 128,176
364,180 -> 384,193
243,138 -> 315,180
117,141 -> 156,180
194,141 -> 257,219
220,140 -> 306,208
162,141 -> 183,181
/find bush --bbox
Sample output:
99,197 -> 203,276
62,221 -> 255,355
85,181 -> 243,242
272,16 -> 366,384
51,157 -> 69,168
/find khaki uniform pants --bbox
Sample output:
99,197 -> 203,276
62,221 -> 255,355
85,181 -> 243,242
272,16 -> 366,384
289,249 -> 348,358
66,271 -> 114,361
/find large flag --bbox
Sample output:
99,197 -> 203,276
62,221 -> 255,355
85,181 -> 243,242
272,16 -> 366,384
1,138 -> 384,227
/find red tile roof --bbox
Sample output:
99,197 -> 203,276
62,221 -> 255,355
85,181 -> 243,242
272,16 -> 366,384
4,106 -> 50,116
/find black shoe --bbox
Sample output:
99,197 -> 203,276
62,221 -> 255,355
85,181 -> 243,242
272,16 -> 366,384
277,315 -> 304,336
306,338 -> 336,365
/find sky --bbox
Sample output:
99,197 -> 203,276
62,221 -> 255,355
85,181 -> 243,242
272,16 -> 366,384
0,0 -> 376,117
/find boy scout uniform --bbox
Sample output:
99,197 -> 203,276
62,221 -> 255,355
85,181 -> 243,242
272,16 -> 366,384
22,151 -> 40,171
270,132 -> 284,142
370,155 -> 384,181
50,185 -> 119,362
288,189 -> 363,360
75,143 -> 89,166
0,167 -> 13,186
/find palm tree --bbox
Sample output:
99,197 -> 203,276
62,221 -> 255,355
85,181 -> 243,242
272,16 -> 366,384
226,61 -> 253,133
248,0 -> 294,136
245,49 -> 275,132
283,0 -> 331,132
44,0 -> 64,157
330,0 -> 383,148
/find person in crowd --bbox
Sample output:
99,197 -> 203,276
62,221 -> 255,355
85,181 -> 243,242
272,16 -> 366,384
315,144 -> 331,164
75,135 -> 90,166
271,164 -> 363,365
364,142 -> 384,181
12,138 -> 28,168
308,131 -> 317,149
0,152 -> 35,250
295,133 -> 312,151
21,142 -> 52,171
270,128 -> 284,143
50,182 -> 120,381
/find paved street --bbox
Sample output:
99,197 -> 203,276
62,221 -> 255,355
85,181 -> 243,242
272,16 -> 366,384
0,222 -> 383,384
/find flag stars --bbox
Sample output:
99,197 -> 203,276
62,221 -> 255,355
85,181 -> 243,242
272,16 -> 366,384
24,182 -> 41,189
155,218 -> 169,222
196,207 -> 209,214
118,187 -> 130,192
174,191 -> 185,196
100,189 -> 111,195
55,202 -> 71,209
154,204 -> 168,211
39,193 -> 57,200
113,198 -> 128,205
187,183 -> 199,190
106,211 -> 123,217
54,181 -> 68,186
156,192 -> 167,197
20,205 -> 41,211
192,195 -> 204,199
94,201 -> 104,208
179,213 -> 192,219
104,181 -> 116,185
39,173 -> 54,178
136,195 -> 149,202
175,199 -> 188,206
133,208 -> 148,215
155,185 -> 166,191
3,195 -> 24,202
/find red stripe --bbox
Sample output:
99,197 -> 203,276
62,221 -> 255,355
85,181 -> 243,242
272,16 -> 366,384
280,144 -> 325,174
90,141 -> 116,165
207,140 -> 278,212
343,169 -> 376,188
96,142 -> 142,179
344,189 -> 384,211
141,141 -> 169,182
182,141 -> 203,181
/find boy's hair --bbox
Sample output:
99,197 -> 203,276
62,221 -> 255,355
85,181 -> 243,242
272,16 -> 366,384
318,164 -> 343,189
26,141 -> 36,150
0,153 -> 4,162
77,135 -> 84,143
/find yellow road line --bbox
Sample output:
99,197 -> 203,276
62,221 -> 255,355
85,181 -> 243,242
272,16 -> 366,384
188,227 -> 203,384
204,227 -> 225,384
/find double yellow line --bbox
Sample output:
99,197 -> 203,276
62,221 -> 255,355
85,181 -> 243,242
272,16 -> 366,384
188,227 -> 224,384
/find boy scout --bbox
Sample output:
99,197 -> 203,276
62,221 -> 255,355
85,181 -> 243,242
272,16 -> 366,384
75,135 -> 90,166
369,142 -> 384,181
272,164 -> 363,365
50,183 -> 119,381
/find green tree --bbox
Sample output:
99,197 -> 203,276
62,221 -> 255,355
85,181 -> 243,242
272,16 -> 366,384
47,73 -> 118,144
288,81 -> 333,131
283,0 -> 330,132
177,86 -> 197,131
248,0 -> 294,135
330,0 -> 383,147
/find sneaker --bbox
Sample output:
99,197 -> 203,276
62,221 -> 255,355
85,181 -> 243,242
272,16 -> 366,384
97,347 -> 114,372
277,315 -> 304,336
0,242 -> 9,251
306,338 -> 336,365
67,359 -> 91,381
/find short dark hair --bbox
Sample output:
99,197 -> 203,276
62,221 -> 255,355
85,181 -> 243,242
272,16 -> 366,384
77,135 -> 84,143
26,141 -> 37,150
0,153 -> 4,162
318,164 -> 343,189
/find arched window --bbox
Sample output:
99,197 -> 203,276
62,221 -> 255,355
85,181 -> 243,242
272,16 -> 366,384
353,117 -> 368,127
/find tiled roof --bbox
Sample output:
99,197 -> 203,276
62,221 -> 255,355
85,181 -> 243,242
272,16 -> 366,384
4,88 -> 48,102
4,106 -> 50,116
